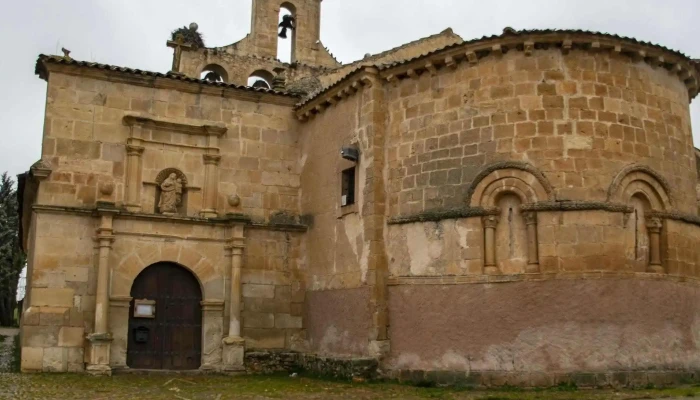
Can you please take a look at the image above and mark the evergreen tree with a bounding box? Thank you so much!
[0,173,25,327]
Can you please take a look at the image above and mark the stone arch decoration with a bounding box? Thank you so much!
[111,247,217,300]
[467,161,554,207]
[200,64,229,83]
[608,164,671,273]
[155,168,188,215]
[467,162,552,275]
[607,164,673,210]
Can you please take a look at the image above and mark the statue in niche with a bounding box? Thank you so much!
[159,173,183,215]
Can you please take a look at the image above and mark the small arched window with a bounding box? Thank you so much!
[200,64,228,83]
[247,69,275,89]
[277,3,296,63]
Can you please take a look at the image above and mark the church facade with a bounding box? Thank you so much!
[18,0,700,387]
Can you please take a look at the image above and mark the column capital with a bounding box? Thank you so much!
[126,144,145,156]
[200,300,225,312]
[646,216,663,233]
[482,214,500,229]
[203,154,222,165]
[225,238,246,256]
[523,211,537,226]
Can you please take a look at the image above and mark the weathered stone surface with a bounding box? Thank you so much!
[58,327,84,347]
[19,0,700,384]
[21,347,44,371]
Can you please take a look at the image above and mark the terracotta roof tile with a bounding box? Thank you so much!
[298,28,699,109]
[378,28,695,70]
[35,54,301,97]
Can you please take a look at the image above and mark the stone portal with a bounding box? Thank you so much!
[126,262,202,370]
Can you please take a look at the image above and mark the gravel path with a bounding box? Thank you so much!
[0,327,18,373]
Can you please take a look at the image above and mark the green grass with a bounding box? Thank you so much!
[1,369,700,399]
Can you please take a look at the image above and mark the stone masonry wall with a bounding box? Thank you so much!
[41,70,300,221]
[241,228,305,351]
[21,212,95,372]
[386,49,697,216]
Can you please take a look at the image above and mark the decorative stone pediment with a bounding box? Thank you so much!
[123,114,227,138]
[121,114,224,218]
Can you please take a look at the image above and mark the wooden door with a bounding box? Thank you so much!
[126,262,202,370]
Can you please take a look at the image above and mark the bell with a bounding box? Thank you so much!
[278,28,288,39]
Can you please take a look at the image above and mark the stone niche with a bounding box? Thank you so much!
[152,168,189,216]
[122,114,226,217]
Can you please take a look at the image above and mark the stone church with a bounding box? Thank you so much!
[17,0,700,386]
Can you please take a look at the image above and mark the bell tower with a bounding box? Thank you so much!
[249,0,324,65]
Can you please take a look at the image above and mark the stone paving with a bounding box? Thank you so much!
[0,329,698,400]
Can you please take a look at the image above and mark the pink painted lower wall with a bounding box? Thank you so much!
[305,287,371,356]
[387,279,700,373]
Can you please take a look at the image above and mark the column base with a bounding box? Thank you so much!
[87,333,113,375]
[648,264,664,273]
[200,210,218,219]
[369,340,390,359]
[86,363,113,376]
[222,336,245,371]
[484,266,499,275]
[525,263,540,273]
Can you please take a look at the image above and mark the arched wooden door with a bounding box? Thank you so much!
[126,262,202,370]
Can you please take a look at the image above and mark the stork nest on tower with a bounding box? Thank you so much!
[171,25,205,49]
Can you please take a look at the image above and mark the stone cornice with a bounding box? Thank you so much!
[387,201,700,226]
[297,31,700,121]
[31,204,309,232]
[123,113,227,137]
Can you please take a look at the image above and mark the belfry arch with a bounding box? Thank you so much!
[277,2,297,63]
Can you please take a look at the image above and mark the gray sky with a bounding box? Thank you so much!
[2,0,699,178]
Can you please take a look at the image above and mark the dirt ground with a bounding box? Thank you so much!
[1,328,698,400]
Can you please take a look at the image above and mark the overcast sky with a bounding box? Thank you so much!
[1,0,699,178]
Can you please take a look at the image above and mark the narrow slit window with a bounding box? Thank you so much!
[341,167,356,207]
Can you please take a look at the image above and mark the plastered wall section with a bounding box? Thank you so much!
[21,212,95,372]
[298,82,378,356]
[299,95,368,290]
[41,70,301,221]
[387,279,700,373]
[388,210,700,279]
[386,49,697,216]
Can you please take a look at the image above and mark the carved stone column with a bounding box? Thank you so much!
[483,215,500,275]
[201,154,221,218]
[87,205,118,375]
[646,216,664,273]
[200,300,224,371]
[524,212,540,273]
[222,223,245,371]
[125,142,144,212]
[108,296,132,370]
